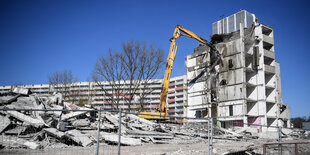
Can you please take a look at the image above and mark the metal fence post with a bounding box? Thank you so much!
[278,126,282,154]
[208,117,213,155]
[96,108,102,155]
[118,109,122,155]
[278,126,282,143]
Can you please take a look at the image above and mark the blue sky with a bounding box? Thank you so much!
[0,0,309,117]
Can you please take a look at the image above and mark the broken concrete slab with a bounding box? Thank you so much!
[13,87,30,95]
[101,122,116,130]
[0,115,10,133]
[129,135,174,140]
[61,107,91,121]
[126,129,174,137]
[102,133,141,146]
[72,118,90,127]
[104,113,127,133]
[5,125,27,135]
[0,95,20,105]
[44,128,66,139]
[49,105,63,117]
[61,111,88,121]
[7,96,37,109]
[65,129,92,147]
[0,135,41,149]
[23,141,41,150]
[126,114,159,128]
[104,114,119,125]
[149,136,170,144]
[7,111,45,128]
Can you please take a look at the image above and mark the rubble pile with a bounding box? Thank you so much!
[0,88,213,150]
[0,88,308,152]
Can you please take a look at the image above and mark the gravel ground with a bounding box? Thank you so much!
[1,139,310,155]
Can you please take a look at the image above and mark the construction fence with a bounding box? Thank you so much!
[0,108,310,155]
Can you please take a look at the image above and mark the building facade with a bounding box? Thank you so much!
[185,10,290,132]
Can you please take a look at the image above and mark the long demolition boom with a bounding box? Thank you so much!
[158,25,212,113]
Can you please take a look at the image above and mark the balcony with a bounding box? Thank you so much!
[152,89,161,93]
[151,95,160,98]
[104,106,112,109]
[263,34,274,45]
[168,90,175,94]
[150,100,160,103]
[104,101,112,104]
[175,86,184,91]
[167,93,175,97]
[175,109,184,112]
[168,99,176,103]
[167,109,175,113]
[175,98,183,102]
[264,65,275,74]
[175,103,184,107]
[264,49,275,59]
[150,105,158,109]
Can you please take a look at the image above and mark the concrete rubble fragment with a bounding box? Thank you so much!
[61,108,89,121]
[6,111,45,128]
[0,115,10,133]
[72,118,90,127]
[44,128,66,139]
[0,135,41,150]
[0,94,20,105]
[102,133,142,146]
[65,129,92,147]
[5,125,27,135]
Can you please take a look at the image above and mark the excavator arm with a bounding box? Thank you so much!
[139,25,215,119]
[159,25,213,113]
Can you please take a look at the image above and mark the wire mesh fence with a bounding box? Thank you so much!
[263,142,310,155]
[0,108,213,154]
[0,107,309,155]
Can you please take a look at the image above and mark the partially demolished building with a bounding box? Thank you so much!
[185,10,290,132]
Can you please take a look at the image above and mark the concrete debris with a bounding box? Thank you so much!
[0,91,307,152]
[6,111,45,128]
[13,87,30,95]
[0,94,20,105]
[44,128,66,139]
[5,125,27,135]
[0,115,10,133]
[23,141,41,150]
[65,129,92,147]
[72,118,90,127]
[0,135,41,150]
[102,133,142,146]
[61,108,89,121]
[126,129,173,137]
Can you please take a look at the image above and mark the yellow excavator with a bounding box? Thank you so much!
[138,25,216,120]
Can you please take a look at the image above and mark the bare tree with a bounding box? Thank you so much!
[92,50,125,109]
[92,41,164,112]
[48,70,78,102]
[137,45,164,111]
[120,41,164,112]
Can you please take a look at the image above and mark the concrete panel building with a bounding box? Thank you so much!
[185,10,290,132]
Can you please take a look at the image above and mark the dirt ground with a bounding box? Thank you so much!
[1,139,309,155]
